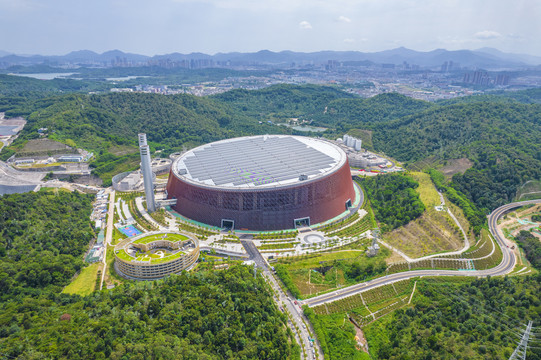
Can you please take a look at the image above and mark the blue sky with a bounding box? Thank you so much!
[1,0,540,56]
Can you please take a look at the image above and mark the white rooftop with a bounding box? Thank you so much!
[173,135,346,189]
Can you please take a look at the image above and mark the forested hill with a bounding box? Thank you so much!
[1,84,540,211]
[0,74,107,95]
[4,92,279,150]
[0,191,296,359]
[212,84,357,119]
[316,93,433,130]
[436,87,541,105]
[212,86,433,129]
[370,102,541,211]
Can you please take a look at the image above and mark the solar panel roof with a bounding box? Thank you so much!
[173,135,346,189]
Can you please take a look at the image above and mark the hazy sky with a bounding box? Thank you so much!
[1,0,540,56]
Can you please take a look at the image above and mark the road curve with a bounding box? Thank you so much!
[302,199,541,308]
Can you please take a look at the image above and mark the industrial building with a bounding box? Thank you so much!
[166,135,357,231]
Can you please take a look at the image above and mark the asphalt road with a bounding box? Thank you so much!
[302,199,541,308]
[99,189,115,290]
[241,239,323,360]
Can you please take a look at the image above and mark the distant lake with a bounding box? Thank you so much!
[10,73,76,80]
[280,124,328,132]
[106,76,149,81]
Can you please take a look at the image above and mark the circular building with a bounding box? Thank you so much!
[114,232,199,280]
[166,135,356,231]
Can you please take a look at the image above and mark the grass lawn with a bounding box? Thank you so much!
[116,248,133,261]
[410,171,441,207]
[276,250,368,270]
[277,248,390,298]
[62,263,100,296]
[109,144,138,156]
[133,233,188,244]
[151,251,185,264]
[112,226,127,245]
[105,245,125,287]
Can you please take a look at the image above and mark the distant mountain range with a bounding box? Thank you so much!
[1,47,540,69]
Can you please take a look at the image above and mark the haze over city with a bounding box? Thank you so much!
[1,0,540,57]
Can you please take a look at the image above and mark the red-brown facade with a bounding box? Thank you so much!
[166,161,355,231]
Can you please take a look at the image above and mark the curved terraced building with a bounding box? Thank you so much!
[114,232,199,279]
[166,135,356,231]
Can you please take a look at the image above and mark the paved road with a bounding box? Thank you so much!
[99,189,116,290]
[241,239,322,360]
[302,199,541,308]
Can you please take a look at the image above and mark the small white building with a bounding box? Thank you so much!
[58,155,84,162]
[15,158,34,165]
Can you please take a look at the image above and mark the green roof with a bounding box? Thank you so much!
[115,248,134,262]
[133,233,189,245]
[150,251,186,264]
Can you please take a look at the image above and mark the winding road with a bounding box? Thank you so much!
[241,239,324,360]
[302,199,541,308]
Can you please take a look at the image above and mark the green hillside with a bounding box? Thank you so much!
[315,92,433,128]
[0,74,108,95]
[370,102,541,211]
[0,191,295,359]
[365,276,541,359]
[5,92,269,149]
[1,85,539,211]
[212,83,356,121]
[1,92,282,184]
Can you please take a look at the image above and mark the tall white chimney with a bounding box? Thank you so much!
[138,133,156,213]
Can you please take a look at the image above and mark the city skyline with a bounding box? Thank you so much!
[1,0,540,57]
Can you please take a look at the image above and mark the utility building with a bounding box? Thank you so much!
[166,135,357,231]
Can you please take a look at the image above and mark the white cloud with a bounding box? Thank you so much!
[474,30,502,40]
[299,20,312,30]
[337,15,351,23]
[343,38,355,43]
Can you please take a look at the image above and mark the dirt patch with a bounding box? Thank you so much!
[440,158,473,178]
[109,145,138,156]
[350,318,369,353]
[502,204,541,237]
[385,250,407,264]
[19,139,75,156]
